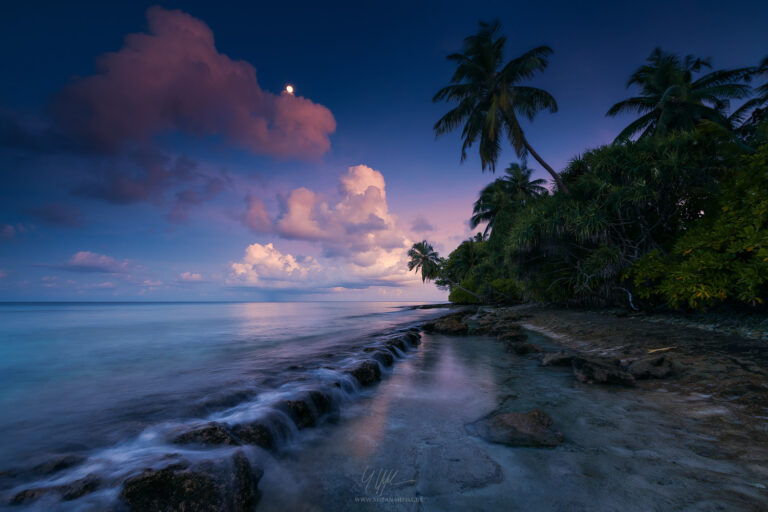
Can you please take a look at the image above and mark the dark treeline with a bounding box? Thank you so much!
[408,21,768,311]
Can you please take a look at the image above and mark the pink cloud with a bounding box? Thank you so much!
[64,251,130,273]
[274,165,407,258]
[51,6,335,158]
[242,195,272,233]
[179,271,204,282]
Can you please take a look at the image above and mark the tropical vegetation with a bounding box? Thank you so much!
[408,21,767,312]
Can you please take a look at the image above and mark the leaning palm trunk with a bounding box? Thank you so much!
[522,138,569,194]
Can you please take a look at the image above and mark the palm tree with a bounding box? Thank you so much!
[607,47,751,142]
[408,240,484,300]
[407,240,441,282]
[470,163,546,235]
[433,20,569,193]
[731,55,768,133]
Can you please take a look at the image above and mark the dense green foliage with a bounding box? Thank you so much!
[630,144,768,308]
[409,22,768,312]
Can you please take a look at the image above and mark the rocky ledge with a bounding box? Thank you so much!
[120,451,261,512]
[6,328,424,509]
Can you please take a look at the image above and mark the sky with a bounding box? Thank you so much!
[1,0,766,301]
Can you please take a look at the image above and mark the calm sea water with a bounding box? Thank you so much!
[0,302,441,472]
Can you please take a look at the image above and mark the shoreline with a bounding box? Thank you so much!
[5,304,768,510]
[424,305,768,477]
[2,314,436,511]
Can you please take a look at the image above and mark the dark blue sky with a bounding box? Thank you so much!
[1,0,766,300]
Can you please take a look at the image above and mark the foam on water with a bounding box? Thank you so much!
[0,302,444,509]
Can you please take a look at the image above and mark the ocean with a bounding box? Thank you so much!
[0,301,443,508]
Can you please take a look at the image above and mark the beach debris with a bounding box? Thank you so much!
[648,346,676,354]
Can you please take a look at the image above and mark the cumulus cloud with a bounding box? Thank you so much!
[179,271,204,282]
[230,243,321,286]
[229,165,426,291]
[50,6,335,157]
[26,202,84,227]
[274,165,407,259]
[63,251,130,273]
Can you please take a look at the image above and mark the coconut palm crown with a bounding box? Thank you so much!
[407,240,442,282]
[607,47,751,142]
[470,163,546,235]
[433,20,568,193]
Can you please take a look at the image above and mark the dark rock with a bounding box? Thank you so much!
[307,389,335,416]
[628,355,674,379]
[385,338,407,353]
[60,475,100,501]
[467,410,563,447]
[403,332,421,345]
[572,356,635,386]
[120,451,261,512]
[172,422,240,446]
[276,399,316,429]
[423,312,470,334]
[231,422,274,450]
[498,331,528,343]
[510,342,542,355]
[230,451,262,512]
[347,360,382,386]
[372,350,394,367]
[32,454,86,475]
[11,475,100,504]
[540,351,574,367]
[10,488,50,504]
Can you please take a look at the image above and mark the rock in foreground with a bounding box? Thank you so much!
[540,351,574,367]
[628,355,674,379]
[572,356,635,386]
[172,422,240,446]
[467,409,564,447]
[347,360,382,386]
[120,451,261,512]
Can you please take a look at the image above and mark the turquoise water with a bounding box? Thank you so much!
[0,302,440,469]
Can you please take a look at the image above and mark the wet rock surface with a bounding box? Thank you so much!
[346,360,382,386]
[231,421,274,450]
[467,409,564,447]
[119,451,261,512]
[628,354,675,379]
[572,356,636,386]
[11,474,100,504]
[540,351,574,366]
[172,421,241,446]
[31,454,86,475]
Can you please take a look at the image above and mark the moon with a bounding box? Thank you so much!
[285,84,294,94]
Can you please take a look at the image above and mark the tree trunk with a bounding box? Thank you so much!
[450,281,484,302]
[522,138,570,194]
